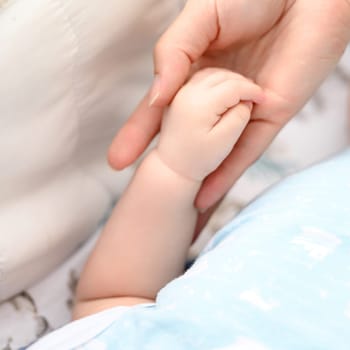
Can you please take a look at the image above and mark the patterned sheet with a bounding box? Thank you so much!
[1,49,350,350]
[31,149,350,350]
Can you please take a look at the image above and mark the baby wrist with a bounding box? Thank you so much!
[151,148,203,186]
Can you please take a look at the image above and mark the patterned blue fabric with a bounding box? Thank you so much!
[30,149,350,350]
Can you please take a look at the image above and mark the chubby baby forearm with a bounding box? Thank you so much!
[73,68,260,320]
[73,150,200,318]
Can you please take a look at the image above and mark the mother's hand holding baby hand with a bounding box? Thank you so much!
[109,0,350,212]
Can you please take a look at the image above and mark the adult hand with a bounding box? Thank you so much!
[109,0,350,212]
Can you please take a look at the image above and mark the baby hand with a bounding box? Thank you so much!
[156,68,264,181]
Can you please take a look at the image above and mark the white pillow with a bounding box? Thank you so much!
[0,0,179,300]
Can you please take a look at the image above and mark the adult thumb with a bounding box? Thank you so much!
[150,0,219,106]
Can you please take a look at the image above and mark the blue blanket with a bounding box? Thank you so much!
[30,149,350,350]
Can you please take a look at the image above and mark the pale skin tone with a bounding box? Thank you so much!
[108,0,350,233]
[73,68,264,319]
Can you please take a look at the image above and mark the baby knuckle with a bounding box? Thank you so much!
[234,106,250,123]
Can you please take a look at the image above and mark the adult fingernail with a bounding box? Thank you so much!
[149,75,161,107]
[197,194,219,213]
[198,207,207,214]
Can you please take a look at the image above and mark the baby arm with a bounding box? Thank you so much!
[73,68,263,319]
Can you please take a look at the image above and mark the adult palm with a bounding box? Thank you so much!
[109,0,350,210]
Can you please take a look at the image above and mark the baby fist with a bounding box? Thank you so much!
[157,68,264,181]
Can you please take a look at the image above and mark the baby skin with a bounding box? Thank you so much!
[73,68,264,319]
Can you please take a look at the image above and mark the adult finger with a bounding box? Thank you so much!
[196,117,282,211]
[109,0,219,169]
[108,92,163,170]
[193,203,219,241]
[149,0,219,107]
